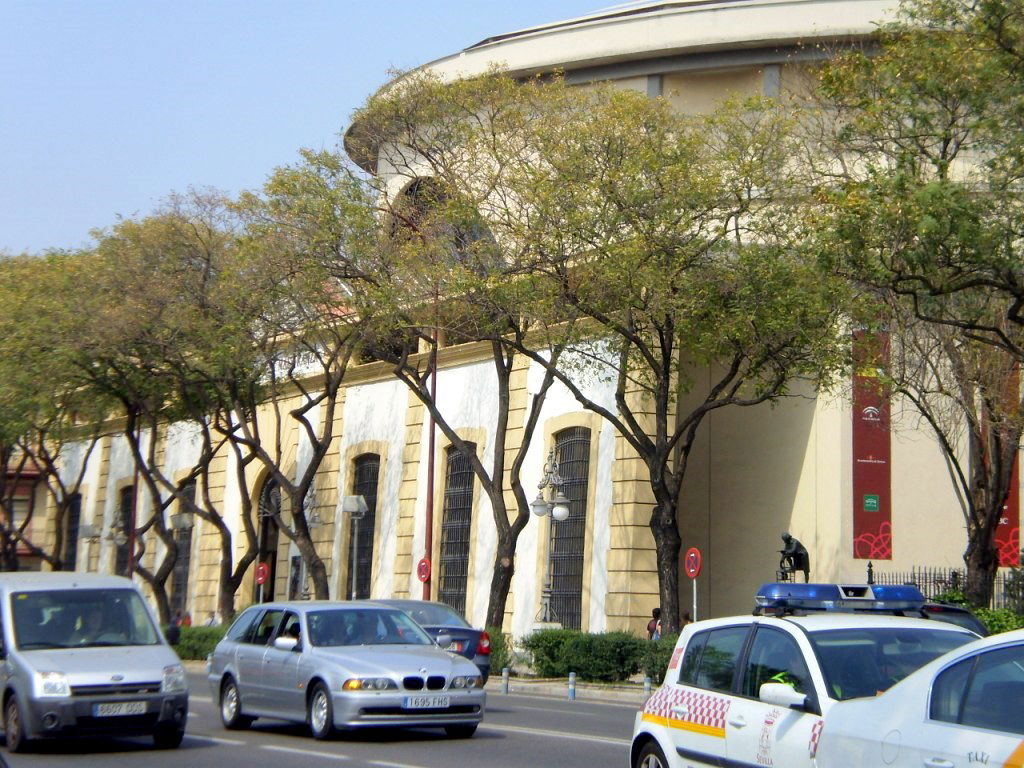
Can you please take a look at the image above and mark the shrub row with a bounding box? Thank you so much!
[169,625,228,660]
[519,628,652,682]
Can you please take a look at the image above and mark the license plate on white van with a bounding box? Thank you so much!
[93,701,146,717]
[402,695,449,709]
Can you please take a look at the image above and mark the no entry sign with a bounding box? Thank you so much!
[684,547,702,580]
[255,561,270,585]
[416,557,431,583]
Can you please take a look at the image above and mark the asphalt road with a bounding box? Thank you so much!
[1,670,638,768]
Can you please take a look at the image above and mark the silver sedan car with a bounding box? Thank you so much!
[207,601,485,739]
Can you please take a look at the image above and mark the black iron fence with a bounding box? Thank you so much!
[867,562,1024,612]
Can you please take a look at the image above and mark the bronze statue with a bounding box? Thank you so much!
[779,532,810,582]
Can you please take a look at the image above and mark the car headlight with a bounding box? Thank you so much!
[450,675,482,690]
[342,677,396,691]
[33,671,70,698]
[161,664,188,693]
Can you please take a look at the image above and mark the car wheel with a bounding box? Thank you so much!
[308,682,335,740]
[444,724,478,738]
[220,678,254,730]
[5,694,28,753]
[635,740,669,768]
[153,724,185,749]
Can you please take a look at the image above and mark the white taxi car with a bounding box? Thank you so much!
[817,628,1024,767]
[630,584,979,768]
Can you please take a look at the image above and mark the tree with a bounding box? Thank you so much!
[78,191,276,621]
[353,71,848,632]
[353,73,588,628]
[813,0,1024,604]
[223,151,380,600]
[0,251,110,571]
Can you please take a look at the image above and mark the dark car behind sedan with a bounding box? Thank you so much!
[372,600,491,683]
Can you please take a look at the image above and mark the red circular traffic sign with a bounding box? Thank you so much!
[255,561,270,585]
[684,547,702,580]
[416,557,431,583]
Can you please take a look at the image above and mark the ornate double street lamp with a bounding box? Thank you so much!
[531,449,570,626]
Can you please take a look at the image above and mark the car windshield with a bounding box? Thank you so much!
[306,608,435,647]
[12,588,162,650]
[398,603,471,628]
[810,627,974,701]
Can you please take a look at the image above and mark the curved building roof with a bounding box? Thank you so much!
[346,0,894,169]
[426,0,894,80]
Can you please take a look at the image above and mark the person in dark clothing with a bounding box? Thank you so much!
[646,608,662,640]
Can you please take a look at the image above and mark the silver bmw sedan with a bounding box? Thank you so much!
[207,601,485,739]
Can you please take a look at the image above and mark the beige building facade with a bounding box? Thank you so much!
[36,0,1018,635]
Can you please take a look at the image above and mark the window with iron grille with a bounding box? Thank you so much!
[255,478,280,601]
[549,427,591,630]
[63,494,81,571]
[438,444,476,616]
[114,485,134,576]
[348,454,380,599]
[170,482,195,617]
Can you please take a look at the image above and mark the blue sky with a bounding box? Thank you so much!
[1,1,602,253]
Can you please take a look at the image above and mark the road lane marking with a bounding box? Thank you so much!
[261,744,351,761]
[191,695,213,703]
[366,761,432,768]
[185,734,248,746]
[481,722,630,746]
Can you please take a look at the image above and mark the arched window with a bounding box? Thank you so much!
[255,478,280,602]
[549,427,591,630]
[170,481,196,617]
[438,444,476,615]
[348,454,380,599]
[62,494,82,571]
[114,485,134,576]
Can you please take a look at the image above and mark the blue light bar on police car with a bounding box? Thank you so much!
[755,583,926,613]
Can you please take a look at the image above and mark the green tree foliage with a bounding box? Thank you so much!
[814,0,1024,605]
[356,70,848,632]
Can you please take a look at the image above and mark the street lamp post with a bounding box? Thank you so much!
[531,449,570,626]
[342,495,369,599]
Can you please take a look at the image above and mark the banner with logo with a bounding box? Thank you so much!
[996,455,1020,566]
[852,331,891,559]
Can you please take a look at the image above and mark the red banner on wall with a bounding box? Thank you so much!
[996,446,1021,566]
[852,331,892,559]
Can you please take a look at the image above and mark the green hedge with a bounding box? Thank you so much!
[639,634,680,683]
[486,627,512,676]
[975,607,1024,635]
[170,625,228,660]
[520,628,648,682]
[520,628,579,677]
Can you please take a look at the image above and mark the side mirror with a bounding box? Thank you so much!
[436,633,453,649]
[274,636,299,652]
[759,682,809,710]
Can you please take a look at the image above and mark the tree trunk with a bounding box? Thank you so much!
[964,514,1000,607]
[487,533,516,629]
[650,501,682,634]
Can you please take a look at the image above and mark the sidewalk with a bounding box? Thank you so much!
[488,676,648,704]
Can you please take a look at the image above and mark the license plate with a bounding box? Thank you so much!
[446,641,464,652]
[402,695,450,709]
[93,701,147,717]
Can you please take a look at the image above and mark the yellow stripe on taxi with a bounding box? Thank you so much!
[641,713,726,739]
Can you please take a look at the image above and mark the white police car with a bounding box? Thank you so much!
[817,628,1024,767]
[630,584,980,768]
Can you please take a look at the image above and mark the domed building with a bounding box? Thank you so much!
[42,1,1016,637]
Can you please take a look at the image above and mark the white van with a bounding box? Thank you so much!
[0,572,188,752]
